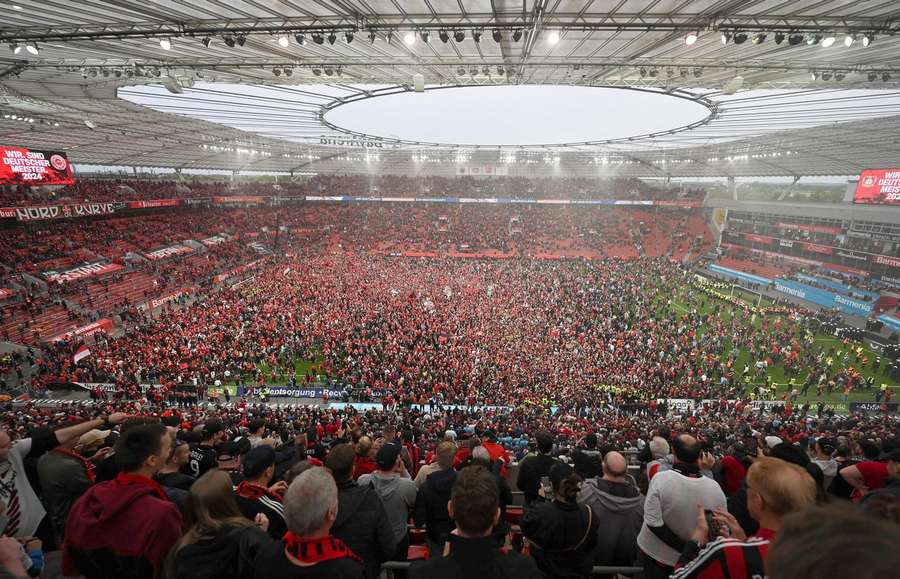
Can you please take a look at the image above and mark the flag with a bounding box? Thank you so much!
[73,344,91,364]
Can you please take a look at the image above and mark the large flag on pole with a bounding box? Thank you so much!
[73,344,91,364]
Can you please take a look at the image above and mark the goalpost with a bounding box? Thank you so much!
[728,283,770,309]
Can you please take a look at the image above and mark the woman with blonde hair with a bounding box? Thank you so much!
[167,470,273,579]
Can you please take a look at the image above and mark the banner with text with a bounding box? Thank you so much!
[773,279,874,317]
[144,243,194,261]
[0,147,74,185]
[13,202,120,222]
[42,261,124,284]
[50,318,113,342]
[854,168,900,205]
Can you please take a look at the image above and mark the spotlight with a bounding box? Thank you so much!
[201,36,213,48]
[720,32,731,45]
[693,68,702,78]
[482,66,490,76]
[420,31,429,43]
[89,68,97,78]
[236,35,246,47]
[295,34,305,45]
[114,69,122,78]
[821,71,832,81]
[224,36,236,48]
[834,72,845,81]
[277,35,290,48]
[665,67,674,78]
[497,66,505,75]
[863,34,873,47]
[101,68,110,77]
[493,29,502,42]
[454,30,465,43]
[25,42,38,55]
[868,71,877,81]
[472,30,481,43]
[403,31,416,45]
[336,67,342,77]
[844,34,854,47]
[679,68,687,77]
[10,43,21,54]
[439,30,449,43]
[733,32,748,44]
[345,31,354,44]
[639,67,647,78]
[512,29,522,42]
[312,33,324,45]
[685,32,698,45]
[788,33,803,45]
[324,67,333,76]
[807,34,821,45]
[312,67,322,76]
[367,31,376,43]
[386,31,393,44]
[160,38,172,50]
[457,66,465,75]
[752,32,766,44]
[125,68,134,78]
[821,35,835,47]
[547,30,559,45]
[883,72,891,82]
[273,67,282,76]
[469,66,478,76]
[774,32,785,44]
[648,68,658,77]
[285,68,293,76]
[327,32,336,45]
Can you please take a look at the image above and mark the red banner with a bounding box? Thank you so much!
[213,196,264,204]
[129,199,181,209]
[775,221,843,234]
[874,254,900,269]
[50,318,113,342]
[855,169,900,205]
[144,244,194,261]
[42,261,124,284]
[803,242,833,255]
[744,233,772,244]
[0,207,14,219]
[0,147,74,185]
[0,288,13,300]
[140,288,193,311]
[14,202,118,221]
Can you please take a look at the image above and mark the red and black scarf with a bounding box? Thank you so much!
[283,532,362,565]
[54,447,96,485]
[235,481,283,501]
[113,472,169,501]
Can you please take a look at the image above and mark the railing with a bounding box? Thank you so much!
[382,561,643,577]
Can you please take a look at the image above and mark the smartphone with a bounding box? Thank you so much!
[540,476,552,495]
[705,509,725,539]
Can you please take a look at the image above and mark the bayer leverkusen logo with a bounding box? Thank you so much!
[862,175,876,187]
[49,154,68,171]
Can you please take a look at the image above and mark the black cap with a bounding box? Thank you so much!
[376,444,401,470]
[216,440,241,460]
[203,420,224,439]
[242,445,276,479]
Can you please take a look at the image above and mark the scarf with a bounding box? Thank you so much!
[54,447,96,485]
[235,481,282,501]
[113,472,169,501]
[672,461,702,478]
[282,532,362,565]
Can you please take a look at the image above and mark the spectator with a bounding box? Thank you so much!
[839,440,897,502]
[414,441,458,556]
[167,469,273,579]
[0,412,128,542]
[646,436,672,480]
[324,444,396,579]
[767,504,900,579]
[716,442,750,497]
[353,437,376,481]
[516,432,558,506]
[63,423,182,579]
[234,446,287,540]
[479,431,510,476]
[572,432,602,480]
[858,448,900,504]
[520,462,599,578]
[672,456,817,578]
[810,436,838,491]
[470,446,513,540]
[186,421,227,479]
[251,467,365,579]
[156,437,195,491]
[409,465,540,579]
[37,428,111,542]
[578,451,644,573]
[637,434,726,579]
[357,443,416,561]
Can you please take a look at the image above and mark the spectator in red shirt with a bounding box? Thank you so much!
[717,443,751,497]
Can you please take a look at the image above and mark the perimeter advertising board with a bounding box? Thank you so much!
[854,169,900,205]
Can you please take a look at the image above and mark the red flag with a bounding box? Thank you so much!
[73,344,91,364]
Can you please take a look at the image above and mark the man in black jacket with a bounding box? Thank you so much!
[409,466,540,579]
[325,444,396,579]
[516,432,559,507]
[414,441,458,555]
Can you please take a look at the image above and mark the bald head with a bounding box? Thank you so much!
[673,434,702,465]
[602,451,627,480]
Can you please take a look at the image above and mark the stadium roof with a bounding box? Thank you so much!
[0,1,898,178]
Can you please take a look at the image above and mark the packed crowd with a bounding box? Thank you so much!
[0,389,897,579]
[0,175,703,205]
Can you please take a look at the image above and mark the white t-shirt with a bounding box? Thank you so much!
[637,468,727,566]
[0,438,47,538]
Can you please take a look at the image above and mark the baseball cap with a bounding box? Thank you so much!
[242,445,276,479]
[376,443,401,470]
[216,440,242,461]
[77,429,110,448]
[203,421,225,438]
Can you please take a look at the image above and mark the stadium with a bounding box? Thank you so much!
[0,2,899,578]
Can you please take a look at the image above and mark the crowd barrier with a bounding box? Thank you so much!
[878,314,900,332]
[773,278,874,317]
[795,273,880,300]
[380,561,643,577]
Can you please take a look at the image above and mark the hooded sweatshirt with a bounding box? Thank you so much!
[811,458,838,491]
[168,525,272,579]
[578,478,645,567]
[63,473,182,579]
[357,472,416,544]
[413,468,457,544]
[331,479,397,579]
